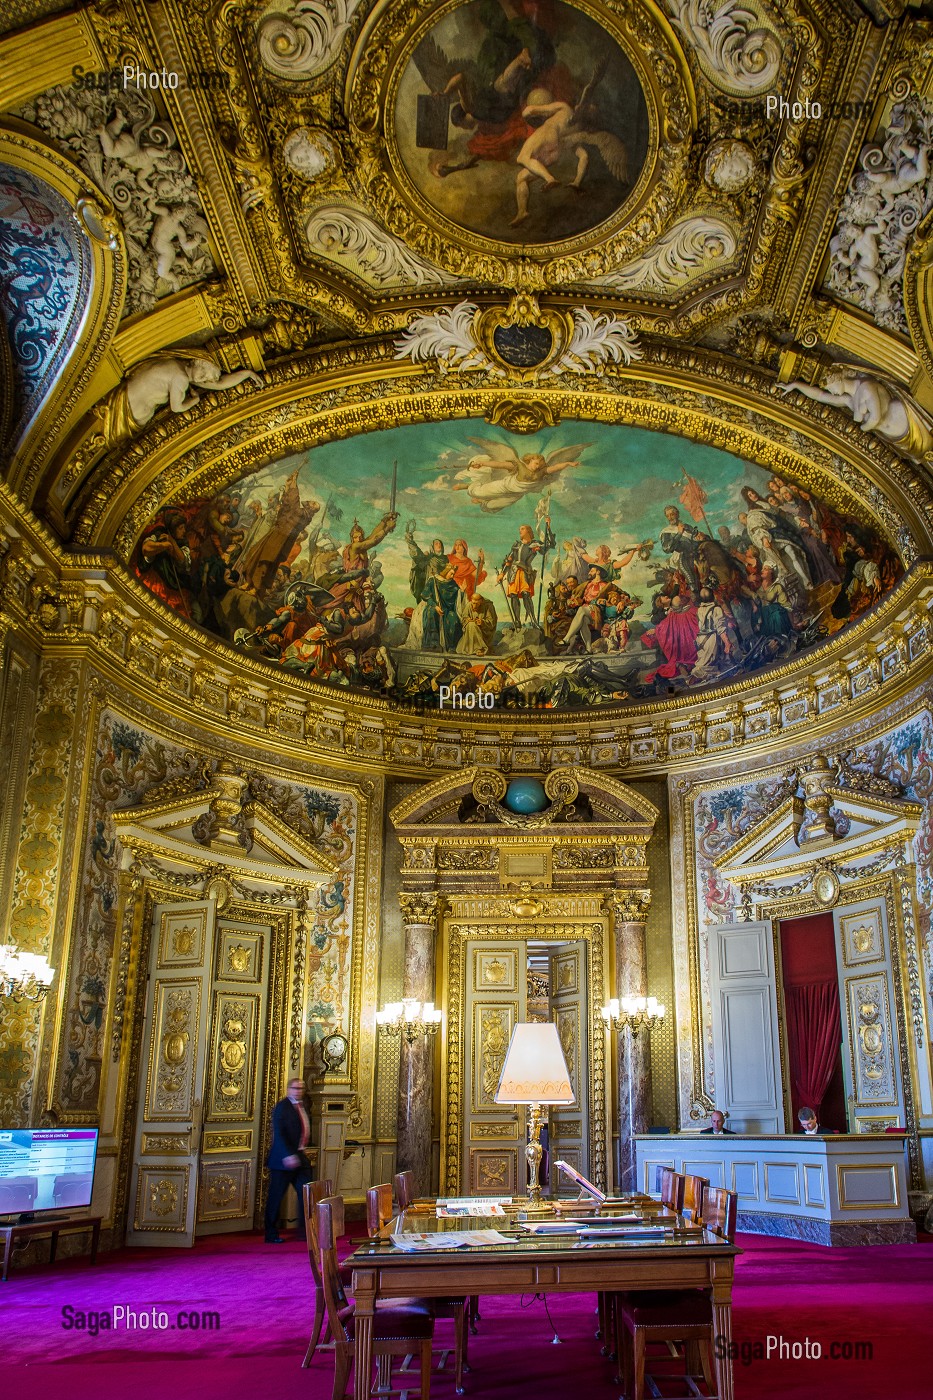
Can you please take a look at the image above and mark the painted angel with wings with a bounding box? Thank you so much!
[441,438,592,513]
[512,58,629,226]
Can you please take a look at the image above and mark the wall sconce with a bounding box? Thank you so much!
[376,1000,443,1044]
[601,995,665,1036]
[0,945,55,1002]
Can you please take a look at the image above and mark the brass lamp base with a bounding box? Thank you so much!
[526,1102,545,1205]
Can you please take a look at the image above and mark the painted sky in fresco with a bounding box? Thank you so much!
[247,419,832,608]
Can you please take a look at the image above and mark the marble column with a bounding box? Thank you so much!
[610,891,653,1193]
[395,891,441,1197]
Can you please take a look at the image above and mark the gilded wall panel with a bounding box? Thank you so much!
[134,1167,189,1232]
[144,980,201,1123]
[846,974,898,1108]
[207,992,260,1121]
[198,1160,252,1222]
[0,654,80,1122]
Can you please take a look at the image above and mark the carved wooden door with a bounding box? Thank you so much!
[462,941,526,1195]
[129,903,272,1244]
[128,901,213,1245]
[548,943,588,1194]
[196,914,271,1235]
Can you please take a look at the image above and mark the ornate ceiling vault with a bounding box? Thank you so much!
[2,0,933,756]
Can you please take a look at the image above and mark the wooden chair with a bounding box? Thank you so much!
[318,1195,434,1400]
[659,1167,686,1214]
[367,1182,395,1238]
[396,1168,479,1344]
[697,1184,738,1241]
[682,1174,709,1224]
[302,1177,335,1367]
[615,1187,738,1400]
[394,1170,415,1209]
[373,1184,469,1392]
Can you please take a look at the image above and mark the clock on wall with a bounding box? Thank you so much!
[320,1032,348,1073]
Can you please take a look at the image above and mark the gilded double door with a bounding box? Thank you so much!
[457,936,590,1196]
[128,899,271,1245]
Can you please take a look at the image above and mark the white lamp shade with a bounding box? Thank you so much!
[495,1022,575,1105]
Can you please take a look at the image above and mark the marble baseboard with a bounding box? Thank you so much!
[738,1210,917,1246]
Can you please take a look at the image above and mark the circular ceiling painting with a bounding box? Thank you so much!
[131,420,903,711]
[391,0,650,245]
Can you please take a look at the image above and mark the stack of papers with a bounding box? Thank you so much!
[389,1229,512,1251]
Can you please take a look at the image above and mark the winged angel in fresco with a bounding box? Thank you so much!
[427,437,592,513]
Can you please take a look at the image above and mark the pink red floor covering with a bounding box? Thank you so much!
[2,1230,931,1400]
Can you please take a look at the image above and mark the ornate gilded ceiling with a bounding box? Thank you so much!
[2,0,933,742]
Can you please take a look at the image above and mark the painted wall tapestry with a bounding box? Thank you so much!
[393,0,649,243]
[57,707,357,1113]
[0,163,87,431]
[131,420,902,710]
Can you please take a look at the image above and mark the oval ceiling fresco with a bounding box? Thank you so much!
[131,420,903,710]
[391,0,650,245]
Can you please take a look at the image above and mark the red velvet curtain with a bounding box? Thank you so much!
[784,980,841,1114]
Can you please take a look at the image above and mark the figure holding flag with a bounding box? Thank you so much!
[678,467,713,534]
[659,503,708,598]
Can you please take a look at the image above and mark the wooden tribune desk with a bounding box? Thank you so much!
[348,1208,738,1400]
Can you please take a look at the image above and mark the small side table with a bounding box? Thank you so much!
[0,1215,102,1281]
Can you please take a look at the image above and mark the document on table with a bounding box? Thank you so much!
[437,1197,511,1217]
[390,1229,512,1250]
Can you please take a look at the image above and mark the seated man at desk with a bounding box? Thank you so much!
[798,1106,837,1135]
[701,1109,735,1135]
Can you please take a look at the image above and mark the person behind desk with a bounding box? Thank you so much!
[264,1076,314,1243]
[798,1106,838,1135]
[701,1109,735,1135]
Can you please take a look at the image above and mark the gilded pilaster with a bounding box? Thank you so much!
[608,889,653,1193]
[396,890,442,1196]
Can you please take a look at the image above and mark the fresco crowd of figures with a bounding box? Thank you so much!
[132,422,901,710]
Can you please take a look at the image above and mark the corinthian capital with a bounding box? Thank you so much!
[398,890,442,927]
[607,889,652,924]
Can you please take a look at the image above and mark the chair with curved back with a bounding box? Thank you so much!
[659,1167,686,1214]
[367,1182,395,1238]
[394,1170,415,1210]
[374,1181,470,1393]
[302,1176,336,1367]
[615,1185,739,1400]
[682,1173,709,1223]
[318,1195,434,1400]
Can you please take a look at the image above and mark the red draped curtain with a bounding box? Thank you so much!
[780,914,846,1128]
[784,981,842,1113]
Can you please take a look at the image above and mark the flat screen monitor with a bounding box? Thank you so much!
[0,1129,98,1217]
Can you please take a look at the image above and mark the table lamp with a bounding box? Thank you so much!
[495,1022,575,1205]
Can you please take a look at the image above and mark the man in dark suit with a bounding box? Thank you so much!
[701,1109,735,1135]
[264,1076,314,1243]
[798,1106,838,1135]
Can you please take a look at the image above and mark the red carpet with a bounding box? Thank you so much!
[3,1230,931,1399]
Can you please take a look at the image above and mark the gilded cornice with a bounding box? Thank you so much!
[61,337,933,556]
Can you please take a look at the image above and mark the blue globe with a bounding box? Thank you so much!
[504,777,549,813]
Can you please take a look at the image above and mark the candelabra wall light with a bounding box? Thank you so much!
[601,995,665,1036]
[0,944,55,1002]
[376,1000,443,1045]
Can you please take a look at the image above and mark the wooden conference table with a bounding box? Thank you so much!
[348,1199,738,1400]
